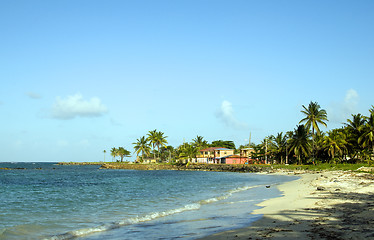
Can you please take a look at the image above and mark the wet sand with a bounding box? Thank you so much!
[199,170,374,240]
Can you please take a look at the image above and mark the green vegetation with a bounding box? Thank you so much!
[133,136,151,160]
[255,104,374,165]
[103,103,374,167]
[109,147,131,162]
[271,163,371,172]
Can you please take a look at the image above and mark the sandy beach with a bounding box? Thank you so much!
[200,170,374,240]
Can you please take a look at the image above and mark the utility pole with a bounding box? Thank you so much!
[249,132,251,147]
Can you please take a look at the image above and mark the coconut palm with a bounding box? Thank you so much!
[300,101,328,135]
[260,136,273,164]
[314,131,328,162]
[103,150,106,162]
[133,136,151,160]
[178,142,198,162]
[358,111,374,161]
[147,129,158,160]
[271,132,287,164]
[117,147,131,162]
[300,101,328,161]
[250,144,264,162]
[344,114,366,160]
[160,145,175,162]
[288,125,311,165]
[192,135,208,150]
[323,129,348,162]
[155,131,168,159]
[110,147,117,162]
[285,131,294,164]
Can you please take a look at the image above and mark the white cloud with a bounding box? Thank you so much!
[344,89,359,113]
[52,94,108,119]
[216,100,248,130]
[328,89,359,123]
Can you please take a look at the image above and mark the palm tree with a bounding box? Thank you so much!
[250,144,265,163]
[346,114,366,132]
[300,101,328,162]
[344,114,366,160]
[117,147,131,162]
[103,150,106,162]
[323,129,347,162]
[285,131,294,164]
[133,136,151,161]
[110,147,117,162]
[192,135,208,150]
[147,129,158,160]
[178,143,198,163]
[155,131,168,160]
[271,132,287,164]
[160,145,175,162]
[358,111,374,161]
[289,125,311,165]
[314,131,327,162]
[260,136,272,164]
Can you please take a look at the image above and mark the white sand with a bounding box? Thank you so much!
[199,170,374,240]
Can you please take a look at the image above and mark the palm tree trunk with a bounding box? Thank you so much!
[312,126,315,164]
[153,144,156,160]
[157,145,160,161]
[285,145,288,164]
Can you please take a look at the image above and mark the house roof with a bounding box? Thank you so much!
[225,155,250,158]
[226,155,241,158]
[199,147,233,152]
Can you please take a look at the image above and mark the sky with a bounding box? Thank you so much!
[1,0,373,162]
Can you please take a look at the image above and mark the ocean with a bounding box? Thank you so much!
[0,162,297,240]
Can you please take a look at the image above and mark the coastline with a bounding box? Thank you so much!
[199,170,374,240]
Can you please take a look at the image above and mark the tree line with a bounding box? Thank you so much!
[104,102,374,165]
[250,102,374,165]
[105,130,236,163]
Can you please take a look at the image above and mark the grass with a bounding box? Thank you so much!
[271,163,372,172]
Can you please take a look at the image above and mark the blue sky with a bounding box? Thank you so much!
[1,0,373,162]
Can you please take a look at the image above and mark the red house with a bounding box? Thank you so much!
[225,155,248,164]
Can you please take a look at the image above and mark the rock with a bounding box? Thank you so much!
[317,186,326,191]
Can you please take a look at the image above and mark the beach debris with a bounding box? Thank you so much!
[266,185,271,188]
[357,166,374,172]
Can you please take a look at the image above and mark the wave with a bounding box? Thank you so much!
[45,203,201,240]
[45,184,261,240]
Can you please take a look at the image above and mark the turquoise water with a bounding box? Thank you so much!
[0,162,297,240]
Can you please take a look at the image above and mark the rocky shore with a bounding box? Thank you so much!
[98,162,274,172]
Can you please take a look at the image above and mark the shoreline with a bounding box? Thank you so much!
[199,170,374,239]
